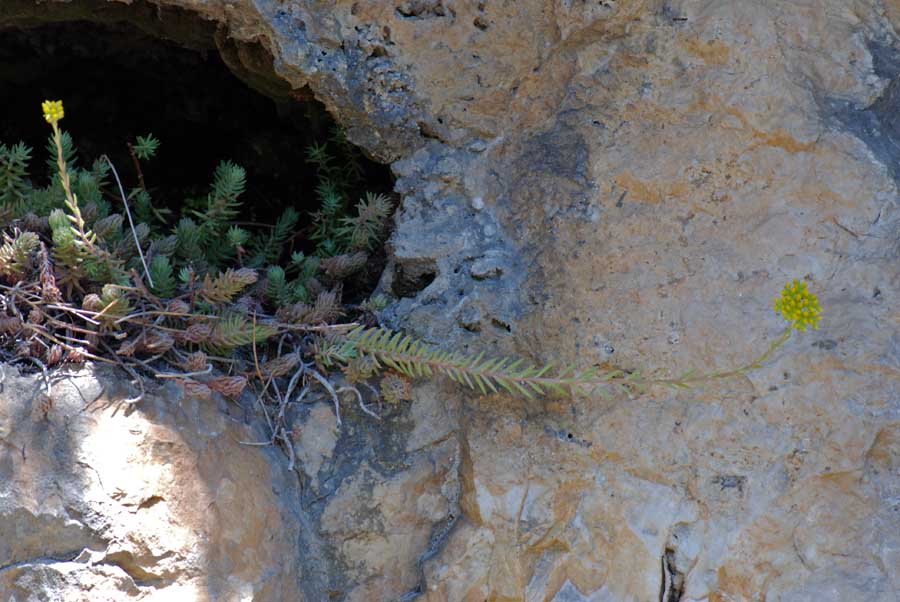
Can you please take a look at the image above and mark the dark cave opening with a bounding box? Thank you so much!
[0,15,395,297]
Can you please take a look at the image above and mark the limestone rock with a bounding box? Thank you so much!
[0,365,306,601]
[1,0,899,601]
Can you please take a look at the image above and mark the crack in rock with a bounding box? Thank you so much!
[660,546,685,602]
[399,510,460,601]
[0,549,85,574]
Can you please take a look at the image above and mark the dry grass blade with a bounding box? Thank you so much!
[101,155,153,287]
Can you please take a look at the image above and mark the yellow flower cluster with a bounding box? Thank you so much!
[774,279,822,331]
[42,100,64,124]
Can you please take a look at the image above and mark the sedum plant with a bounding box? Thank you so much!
[0,101,820,459]
[319,279,819,400]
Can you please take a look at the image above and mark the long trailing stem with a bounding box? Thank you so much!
[634,328,795,389]
[341,326,795,399]
[643,328,792,388]
[1,101,816,439]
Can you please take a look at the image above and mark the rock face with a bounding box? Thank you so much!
[0,364,307,600]
[2,1,900,601]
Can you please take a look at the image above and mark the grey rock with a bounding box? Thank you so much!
[1,1,898,601]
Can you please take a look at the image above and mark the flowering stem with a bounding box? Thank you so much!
[634,328,792,389]
[344,325,797,399]
[51,123,80,224]
[50,122,94,252]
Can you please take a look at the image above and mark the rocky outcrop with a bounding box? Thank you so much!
[2,1,899,601]
[0,364,306,600]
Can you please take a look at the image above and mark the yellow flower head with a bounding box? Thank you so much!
[774,279,822,331]
[42,100,64,124]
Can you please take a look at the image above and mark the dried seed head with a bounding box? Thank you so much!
[166,299,190,314]
[308,290,342,324]
[41,281,62,304]
[207,375,247,398]
[381,374,412,404]
[65,347,87,363]
[181,323,212,343]
[38,243,62,303]
[345,356,376,384]
[15,338,42,358]
[0,316,23,334]
[45,345,64,366]
[143,330,174,354]
[320,252,368,280]
[260,353,300,378]
[275,289,343,326]
[276,302,313,324]
[181,379,212,400]
[22,213,49,233]
[185,351,209,372]
[82,294,102,312]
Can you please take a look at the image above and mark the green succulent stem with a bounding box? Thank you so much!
[50,122,86,237]
[659,328,791,385]
[4,100,814,417]
[340,326,795,399]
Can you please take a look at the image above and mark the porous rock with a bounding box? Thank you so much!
[2,1,899,601]
[0,364,306,600]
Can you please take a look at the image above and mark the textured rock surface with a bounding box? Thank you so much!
[0,364,305,600]
[2,0,900,601]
